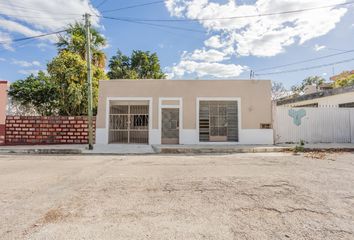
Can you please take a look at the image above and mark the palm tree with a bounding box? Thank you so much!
[56,22,106,69]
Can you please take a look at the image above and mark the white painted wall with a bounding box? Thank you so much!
[274,107,354,143]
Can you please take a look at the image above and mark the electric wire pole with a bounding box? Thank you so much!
[85,13,94,150]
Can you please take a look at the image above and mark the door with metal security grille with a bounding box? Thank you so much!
[199,101,238,142]
[109,105,149,144]
[161,108,179,144]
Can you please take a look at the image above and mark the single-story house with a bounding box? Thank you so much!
[276,85,354,108]
[95,79,273,145]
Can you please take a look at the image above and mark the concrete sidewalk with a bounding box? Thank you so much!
[0,143,353,155]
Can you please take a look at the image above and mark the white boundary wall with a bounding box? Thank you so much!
[274,107,354,144]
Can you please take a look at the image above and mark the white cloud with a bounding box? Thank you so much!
[168,60,247,78]
[165,0,348,78]
[183,48,229,62]
[204,35,226,49]
[0,57,5,62]
[165,0,348,57]
[0,32,13,50]
[12,59,41,67]
[18,69,41,75]
[314,44,326,51]
[0,1,101,49]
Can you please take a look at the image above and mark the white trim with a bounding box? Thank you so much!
[106,97,153,144]
[196,97,242,144]
[158,97,183,144]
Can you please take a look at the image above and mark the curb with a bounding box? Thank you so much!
[0,149,82,155]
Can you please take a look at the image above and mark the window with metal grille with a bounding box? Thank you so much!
[199,101,238,142]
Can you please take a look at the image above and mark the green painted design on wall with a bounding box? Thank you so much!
[288,109,306,126]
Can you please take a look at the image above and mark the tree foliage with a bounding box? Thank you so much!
[57,22,107,69]
[9,23,107,116]
[330,70,354,87]
[47,51,105,115]
[108,50,166,79]
[8,71,58,116]
[271,81,288,100]
[291,76,325,95]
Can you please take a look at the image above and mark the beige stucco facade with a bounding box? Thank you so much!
[0,81,8,125]
[96,79,273,145]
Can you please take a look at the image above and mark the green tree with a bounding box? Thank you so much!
[330,70,354,87]
[8,71,58,116]
[108,50,166,79]
[57,22,107,69]
[291,76,325,95]
[47,51,106,115]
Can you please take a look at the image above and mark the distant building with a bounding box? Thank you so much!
[276,84,354,108]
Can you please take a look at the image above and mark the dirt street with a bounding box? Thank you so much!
[0,152,354,240]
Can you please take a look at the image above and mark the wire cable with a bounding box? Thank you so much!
[102,1,354,22]
[0,3,83,16]
[103,16,206,33]
[255,49,354,72]
[255,57,354,76]
[101,0,164,13]
[0,29,68,45]
[95,0,109,9]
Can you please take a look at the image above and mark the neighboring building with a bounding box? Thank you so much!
[276,85,354,108]
[96,79,273,145]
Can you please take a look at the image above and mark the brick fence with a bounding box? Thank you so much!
[5,116,96,145]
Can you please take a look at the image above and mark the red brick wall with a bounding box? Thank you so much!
[5,116,96,145]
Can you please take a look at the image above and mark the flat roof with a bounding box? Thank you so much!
[276,84,354,106]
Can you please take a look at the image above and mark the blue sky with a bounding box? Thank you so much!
[0,0,353,89]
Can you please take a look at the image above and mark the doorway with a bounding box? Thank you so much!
[161,108,179,144]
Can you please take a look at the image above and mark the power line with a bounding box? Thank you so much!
[0,29,68,45]
[101,0,164,13]
[255,49,354,72]
[103,16,206,33]
[102,1,354,22]
[95,0,109,9]
[0,3,83,16]
[255,57,354,76]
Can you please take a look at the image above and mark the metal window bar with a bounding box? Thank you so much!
[109,105,149,144]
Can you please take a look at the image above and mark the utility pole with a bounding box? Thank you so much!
[84,13,94,150]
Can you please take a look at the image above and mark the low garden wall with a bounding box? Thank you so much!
[5,116,96,145]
